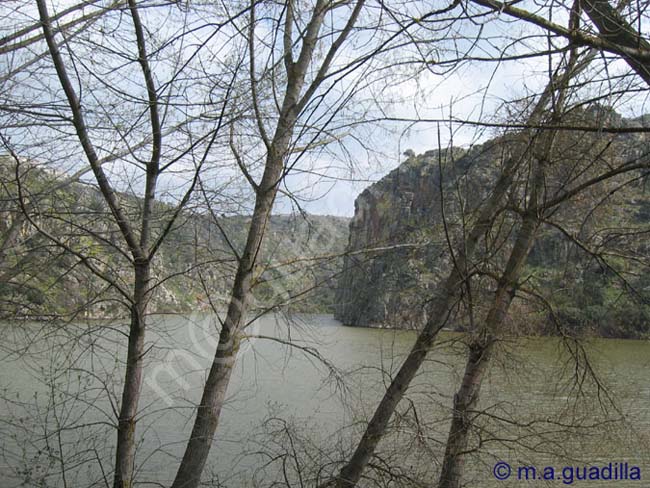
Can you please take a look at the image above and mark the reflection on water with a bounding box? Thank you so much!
[1,314,649,487]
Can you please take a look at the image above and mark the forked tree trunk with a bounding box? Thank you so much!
[169,0,364,484]
[437,44,588,486]
[169,38,298,488]
[330,52,585,488]
[438,214,539,488]
[37,2,161,487]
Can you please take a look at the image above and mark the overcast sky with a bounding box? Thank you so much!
[6,1,648,219]
[278,52,648,217]
[275,57,552,217]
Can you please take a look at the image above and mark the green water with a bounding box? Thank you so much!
[1,314,649,487]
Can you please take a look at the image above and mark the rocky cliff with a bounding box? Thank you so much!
[335,143,502,328]
[335,108,650,337]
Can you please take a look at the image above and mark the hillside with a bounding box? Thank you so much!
[4,106,650,338]
[0,158,350,319]
[335,107,650,338]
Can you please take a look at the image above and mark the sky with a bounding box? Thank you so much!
[276,45,650,217]
[276,54,555,217]
[4,0,649,219]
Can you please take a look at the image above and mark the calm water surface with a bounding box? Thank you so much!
[1,314,649,487]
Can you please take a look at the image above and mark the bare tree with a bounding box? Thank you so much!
[3,0,421,486]
[329,1,650,485]
[436,42,597,488]
[470,0,650,84]
[4,1,650,487]
[168,1,407,485]
[2,1,242,486]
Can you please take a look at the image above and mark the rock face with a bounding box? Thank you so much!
[335,110,650,336]
[335,143,502,328]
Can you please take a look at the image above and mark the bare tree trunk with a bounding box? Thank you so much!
[470,0,650,86]
[438,214,539,488]
[172,37,303,488]
[170,24,300,483]
[437,44,586,485]
[331,155,521,488]
[37,2,161,487]
[581,0,650,85]
[112,3,162,480]
[330,47,590,487]
[438,339,492,488]
[170,176,280,488]
[170,0,373,484]
[114,262,150,488]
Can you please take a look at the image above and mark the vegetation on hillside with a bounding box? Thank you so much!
[0,157,349,319]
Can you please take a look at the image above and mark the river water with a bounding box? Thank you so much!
[1,314,649,487]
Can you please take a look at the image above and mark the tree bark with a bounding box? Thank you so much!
[170,180,277,488]
[331,153,521,488]
[438,213,539,488]
[330,45,590,487]
[170,2,337,485]
[470,0,650,86]
[437,44,585,485]
[113,261,150,488]
[582,0,650,85]
[438,338,492,488]
[37,3,161,487]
